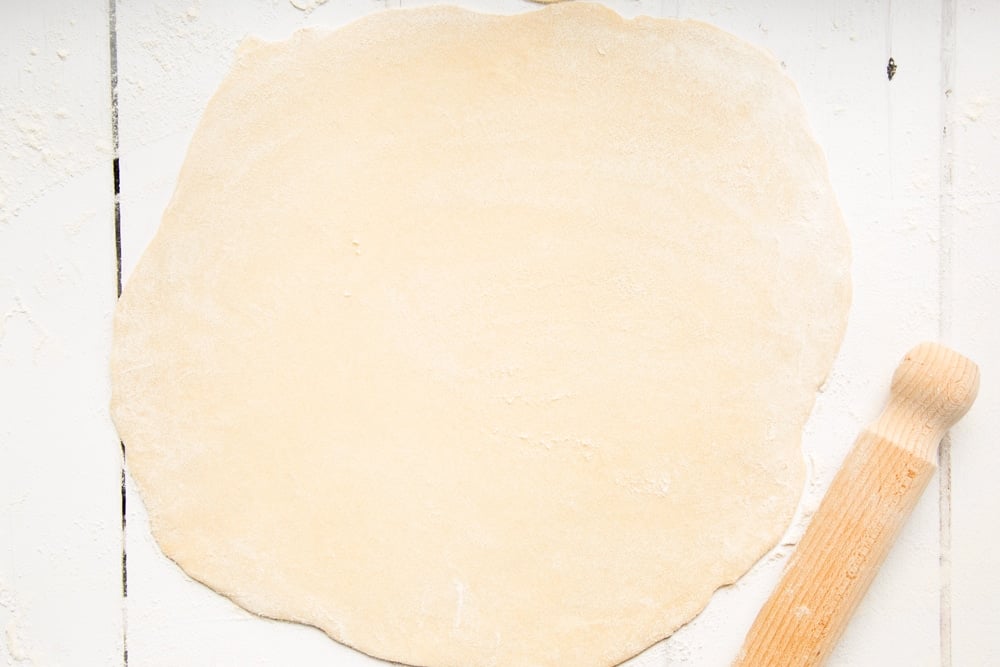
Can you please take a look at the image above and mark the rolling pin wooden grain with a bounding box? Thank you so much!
[735,342,979,667]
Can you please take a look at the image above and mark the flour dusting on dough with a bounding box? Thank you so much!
[111,5,850,666]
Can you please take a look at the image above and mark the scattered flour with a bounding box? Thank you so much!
[0,579,34,665]
[0,14,110,219]
[962,95,991,123]
[289,0,329,12]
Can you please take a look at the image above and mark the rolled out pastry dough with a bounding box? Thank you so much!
[111,4,850,666]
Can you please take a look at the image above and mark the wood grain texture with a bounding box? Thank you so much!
[736,344,979,667]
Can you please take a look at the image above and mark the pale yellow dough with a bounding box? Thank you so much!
[111,4,850,666]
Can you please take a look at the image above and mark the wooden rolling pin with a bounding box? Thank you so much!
[735,342,979,667]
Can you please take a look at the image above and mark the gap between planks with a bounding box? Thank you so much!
[938,0,958,665]
[108,0,127,665]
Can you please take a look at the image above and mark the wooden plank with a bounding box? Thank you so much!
[0,1,123,665]
[946,0,1000,664]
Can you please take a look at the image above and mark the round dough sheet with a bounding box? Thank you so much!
[111,4,851,666]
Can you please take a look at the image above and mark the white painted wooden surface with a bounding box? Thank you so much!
[0,1,123,665]
[2,1,997,665]
[947,2,1000,665]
